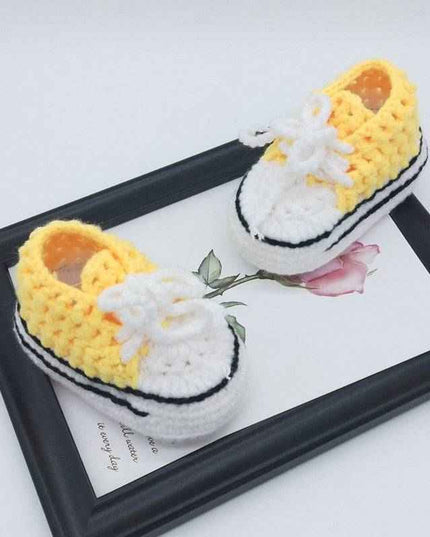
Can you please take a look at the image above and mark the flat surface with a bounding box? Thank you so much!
[1,1,430,535]
[10,180,430,498]
[12,183,428,498]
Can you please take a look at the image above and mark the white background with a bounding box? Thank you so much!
[1,1,430,535]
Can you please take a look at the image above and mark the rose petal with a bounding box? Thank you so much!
[305,260,368,297]
[296,257,344,283]
[341,241,364,256]
[347,244,380,265]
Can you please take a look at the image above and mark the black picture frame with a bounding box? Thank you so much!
[1,139,430,537]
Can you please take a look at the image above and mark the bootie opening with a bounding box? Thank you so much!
[347,67,391,112]
[43,231,101,288]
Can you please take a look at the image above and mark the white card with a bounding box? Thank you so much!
[10,179,430,497]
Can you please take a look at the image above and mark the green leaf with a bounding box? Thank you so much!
[220,301,246,308]
[208,274,240,289]
[225,314,246,343]
[192,270,205,283]
[197,250,222,285]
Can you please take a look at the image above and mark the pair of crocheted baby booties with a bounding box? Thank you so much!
[15,60,428,441]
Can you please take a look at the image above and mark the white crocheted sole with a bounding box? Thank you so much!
[231,138,428,275]
[14,310,246,442]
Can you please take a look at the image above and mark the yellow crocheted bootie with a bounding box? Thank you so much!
[15,221,245,441]
[231,59,427,274]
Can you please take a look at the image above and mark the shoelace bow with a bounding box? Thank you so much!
[238,94,354,238]
[98,269,217,363]
[239,94,353,187]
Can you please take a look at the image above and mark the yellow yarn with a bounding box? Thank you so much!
[16,220,156,389]
[263,59,420,213]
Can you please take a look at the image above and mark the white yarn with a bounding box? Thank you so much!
[239,94,354,237]
[231,139,428,274]
[240,159,341,243]
[98,269,218,363]
[15,310,246,442]
[138,305,233,397]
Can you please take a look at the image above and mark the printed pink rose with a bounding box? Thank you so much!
[293,241,380,297]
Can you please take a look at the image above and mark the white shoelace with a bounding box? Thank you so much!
[98,269,217,363]
[239,94,354,237]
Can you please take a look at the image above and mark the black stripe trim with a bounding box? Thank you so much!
[236,133,425,248]
[15,321,150,418]
[15,311,240,405]
[327,149,429,250]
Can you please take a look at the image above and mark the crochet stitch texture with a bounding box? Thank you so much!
[17,220,156,389]
[15,220,246,441]
[231,58,427,275]
[263,59,420,213]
